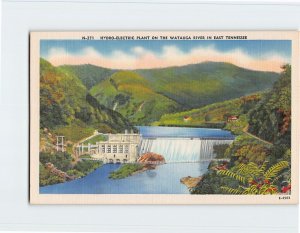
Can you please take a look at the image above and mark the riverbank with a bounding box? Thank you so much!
[180,176,203,190]
[40,162,210,194]
[40,152,103,187]
[109,163,144,179]
[109,152,166,179]
[155,122,226,129]
[190,133,276,195]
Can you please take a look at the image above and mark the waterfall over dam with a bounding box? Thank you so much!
[139,137,233,163]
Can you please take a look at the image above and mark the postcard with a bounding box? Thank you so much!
[30,31,299,204]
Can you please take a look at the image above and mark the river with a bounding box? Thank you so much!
[40,162,210,194]
[40,126,234,194]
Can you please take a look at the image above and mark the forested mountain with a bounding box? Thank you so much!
[89,62,279,124]
[248,64,291,160]
[191,65,291,195]
[248,65,291,144]
[60,64,115,89]
[89,71,181,125]
[39,58,291,191]
[40,58,132,134]
[42,58,280,126]
[137,62,278,107]
[155,95,254,127]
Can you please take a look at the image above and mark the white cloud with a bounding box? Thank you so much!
[44,45,289,72]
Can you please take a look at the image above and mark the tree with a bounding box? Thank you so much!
[213,144,230,159]
[248,64,291,145]
[217,161,290,194]
[205,114,212,122]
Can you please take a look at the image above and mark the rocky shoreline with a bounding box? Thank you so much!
[45,162,75,181]
[138,152,166,164]
[137,152,166,171]
[109,152,166,179]
[180,176,203,190]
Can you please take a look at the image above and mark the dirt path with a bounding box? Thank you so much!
[242,125,273,146]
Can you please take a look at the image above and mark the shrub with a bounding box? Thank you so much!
[39,164,65,186]
[40,152,73,171]
[109,164,144,179]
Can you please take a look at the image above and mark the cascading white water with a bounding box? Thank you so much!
[139,138,233,163]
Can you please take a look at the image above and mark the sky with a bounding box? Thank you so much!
[40,40,291,72]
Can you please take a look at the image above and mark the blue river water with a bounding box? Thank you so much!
[40,126,234,194]
[40,162,210,194]
[137,126,235,139]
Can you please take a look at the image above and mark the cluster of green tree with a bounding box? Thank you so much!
[73,159,102,176]
[89,71,180,125]
[61,64,115,89]
[88,62,278,124]
[248,64,291,146]
[40,58,133,135]
[191,169,240,194]
[216,161,290,195]
[39,152,102,186]
[224,135,271,166]
[109,163,144,179]
[193,160,290,195]
[39,163,65,186]
[224,114,249,135]
[192,65,291,195]
[213,144,230,159]
[192,136,290,195]
[137,62,278,108]
[40,152,73,171]
[156,93,262,128]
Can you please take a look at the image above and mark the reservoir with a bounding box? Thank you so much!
[40,126,234,194]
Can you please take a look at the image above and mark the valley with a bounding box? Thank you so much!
[72,62,279,125]
[39,58,291,195]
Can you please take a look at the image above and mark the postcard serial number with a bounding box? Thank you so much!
[82,36,95,40]
[279,196,291,200]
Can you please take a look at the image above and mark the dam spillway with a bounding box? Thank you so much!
[139,137,234,163]
[137,126,235,163]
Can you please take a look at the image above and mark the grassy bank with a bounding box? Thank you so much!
[155,97,243,127]
[109,164,144,179]
[83,134,107,144]
[39,152,102,186]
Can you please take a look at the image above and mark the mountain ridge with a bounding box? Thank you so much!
[85,61,279,124]
[59,61,279,89]
[40,58,133,137]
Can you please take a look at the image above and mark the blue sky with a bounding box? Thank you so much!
[41,40,291,72]
[41,40,291,59]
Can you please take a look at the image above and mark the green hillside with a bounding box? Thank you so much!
[156,98,242,127]
[60,64,115,89]
[248,64,291,147]
[137,62,279,108]
[191,65,291,195]
[155,93,262,127]
[90,71,180,124]
[89,62,279,124]
[40,58,132,141]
